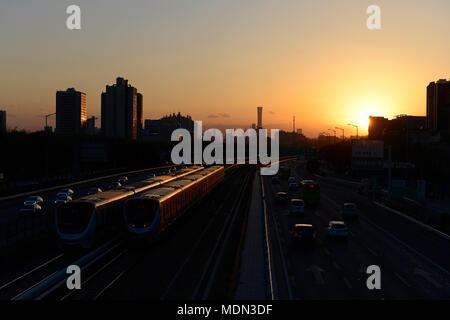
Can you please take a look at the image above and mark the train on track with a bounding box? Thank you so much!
[55,166,204,249]
[123,166,225,241]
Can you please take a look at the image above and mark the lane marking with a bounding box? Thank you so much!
[394,272,412,288]
[373,201,450,241]
[343,277,353,289]
[319,184,450,276]
[362,216,450,276]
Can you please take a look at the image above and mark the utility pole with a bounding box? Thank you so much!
[388,145,392,200]
[347,123,358,140]
[45,112,56,131]
[328,129,336,144]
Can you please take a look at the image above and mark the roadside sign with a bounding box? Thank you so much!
[383,162,415,169]
[352,140,384,171]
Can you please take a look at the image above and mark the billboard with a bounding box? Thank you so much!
[352,140,384,158]
[352,140,384,171]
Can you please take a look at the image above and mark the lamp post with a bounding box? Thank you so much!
[328,129,336,144]
[335,126,344,142]
[320,131,330,145]
[347,123,358,140]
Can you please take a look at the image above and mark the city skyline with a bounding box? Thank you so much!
[1,0,450,137]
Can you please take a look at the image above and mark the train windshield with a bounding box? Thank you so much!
[57,202,94,234]
[125,199,159,228]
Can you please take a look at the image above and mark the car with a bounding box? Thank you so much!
[288,182,299,191]
[342,203,358,219]
[57,191,71,198]
[326,221,349,239]
[19,203,43,216]
[275,192,288,204]
[106,182,122,190]
[59,188,74,195]
[290,199,305,214]
[292,224,316,246]
[271,176,280,184]
[54,195,72,205]
[23,196,44,206]
[118,176,128,184]
[87,187,102,195]
[288,177,296,184]
[146,173,156,179]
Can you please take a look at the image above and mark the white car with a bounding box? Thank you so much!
[19,203,43,216]
[87,187,102,195]
[107,182,122,190]
[55,195,72,205]
[59,188,74,195]
[326,221,349,239]
[290,199,305,214]
[24,196,44,206]
[118,176,128,184]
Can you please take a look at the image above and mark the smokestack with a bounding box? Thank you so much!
[293,115,295,133]
[257,106,263,129]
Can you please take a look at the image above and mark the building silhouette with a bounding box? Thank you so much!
[369,116,389,140]
[369,115,426,140]
[0,110,6,134]
[101,77,143,140]
[427,79,450,131]
[85,116,96,135]
[143,112,193,142]
[137,93,143,139]
[55,88,87,135]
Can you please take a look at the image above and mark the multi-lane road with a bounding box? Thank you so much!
[264,160,449,300]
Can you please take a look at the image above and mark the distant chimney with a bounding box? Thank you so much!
[257,106,263,129]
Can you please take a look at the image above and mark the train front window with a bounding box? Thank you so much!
[57,202,94,234]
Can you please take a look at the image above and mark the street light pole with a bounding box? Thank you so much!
[328,129,336,144]
[347,123,358,140]
[335,126,344,142]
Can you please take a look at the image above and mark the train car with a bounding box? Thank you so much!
[55,166,203,249]
[123,166,225,241]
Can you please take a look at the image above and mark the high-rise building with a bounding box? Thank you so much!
[257,106,263,129]
[101,77,142,140]
[427,79,450,131]
[55,88,87,135]
[85,116,96,135]
[0,110,6,134]
[137,93,143,139]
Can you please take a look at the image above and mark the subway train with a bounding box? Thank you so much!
[123,166,225,241]
[55,166,203,249]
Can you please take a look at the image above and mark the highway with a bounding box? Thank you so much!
[263,160,450,300]
[1,160,448,300]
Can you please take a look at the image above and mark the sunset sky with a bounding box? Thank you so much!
[0,0,449,137]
